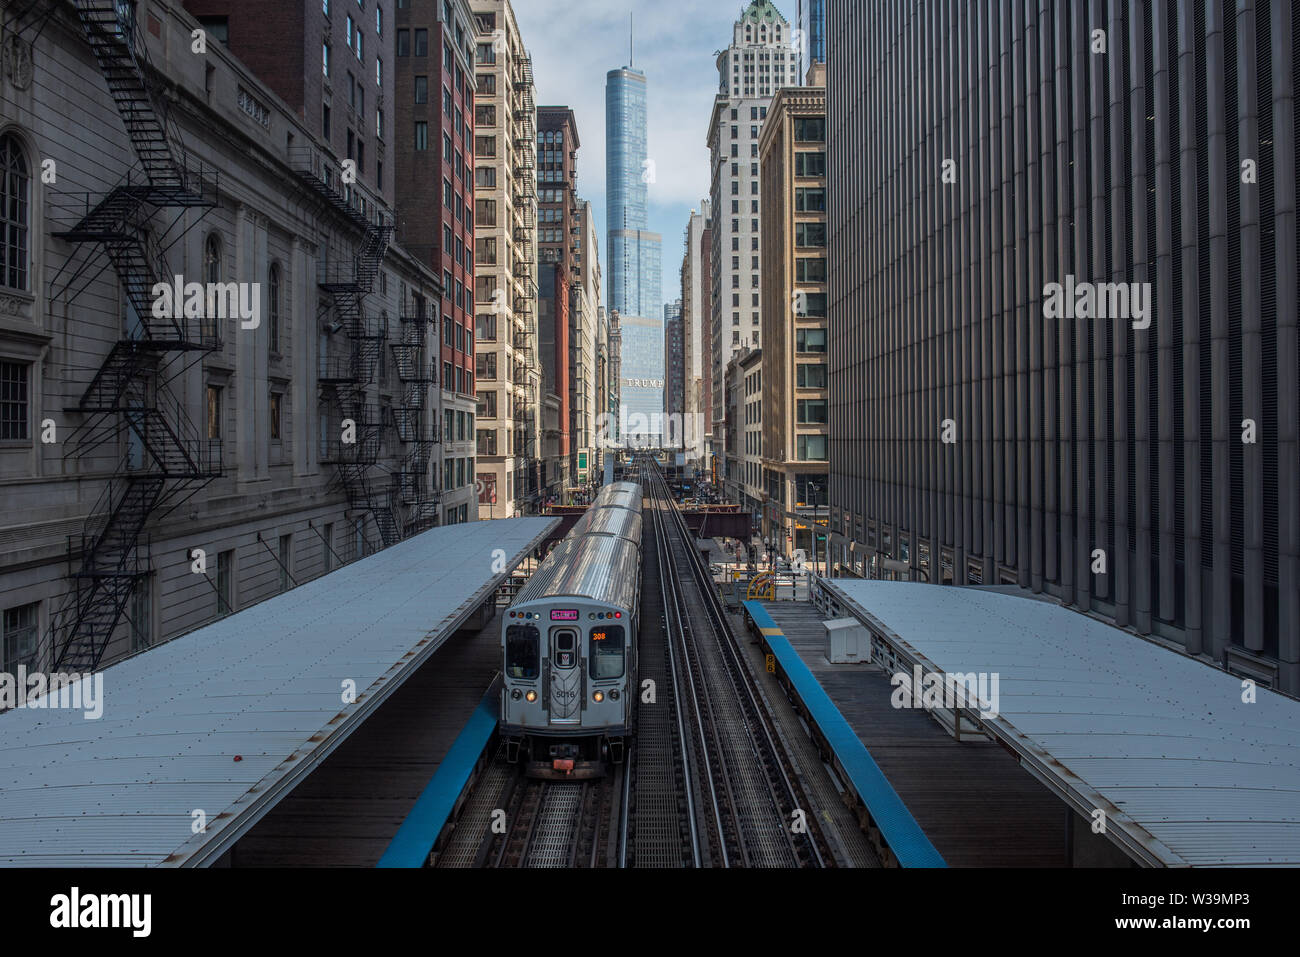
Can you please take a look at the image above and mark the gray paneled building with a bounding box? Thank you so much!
[827,1,1299,692]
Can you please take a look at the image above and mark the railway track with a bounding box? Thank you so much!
[645,461,832,867]
[624,460,697,867]
[437,458,833,868]
[435,763,622,868]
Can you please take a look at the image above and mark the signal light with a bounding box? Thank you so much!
[593,691,604,702]
[525,690,537,702]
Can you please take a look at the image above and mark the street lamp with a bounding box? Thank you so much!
[807,481,822,577]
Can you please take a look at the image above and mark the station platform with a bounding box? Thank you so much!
[232,613,502,867]
[746,600,1068,867]
[0,517,556,867]
[815,579,1300,867]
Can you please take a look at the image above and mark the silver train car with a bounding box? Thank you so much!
[501,481,643,779]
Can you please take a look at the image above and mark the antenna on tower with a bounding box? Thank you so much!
[629,11,634,67]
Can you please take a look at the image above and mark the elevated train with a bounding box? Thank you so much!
[500,480,643,778]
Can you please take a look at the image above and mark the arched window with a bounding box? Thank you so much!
[204,234,221,284]
[268,262,281,353]
[0,133,30,291]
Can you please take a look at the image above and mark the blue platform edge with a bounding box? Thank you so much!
[377,680,499,868]
[743,600,947,868]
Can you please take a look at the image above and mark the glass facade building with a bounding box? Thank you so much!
[617,313,665,445]
[606,65,663,439]
[605,66,663,320]
[798,0,826,74]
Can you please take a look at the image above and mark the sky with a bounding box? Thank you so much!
[513,0,782,310]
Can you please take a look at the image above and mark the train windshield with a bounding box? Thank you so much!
[506,625,540,679]
[589,625,625,679]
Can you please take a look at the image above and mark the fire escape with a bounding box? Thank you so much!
[391,296,441,536]
[287,148,397,550]
[512,52,539,502]
[42,0,221,672]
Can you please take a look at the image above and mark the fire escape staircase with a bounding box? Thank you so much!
[45,0,222,673]
[289,147,400,547]
[391,301,441,535]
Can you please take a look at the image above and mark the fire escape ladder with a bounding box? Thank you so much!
[44,1,224,672]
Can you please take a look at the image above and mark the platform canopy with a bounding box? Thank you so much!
[0,518,556,867]
[823,580,1300,867]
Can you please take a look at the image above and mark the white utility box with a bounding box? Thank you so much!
[824,618,869,664]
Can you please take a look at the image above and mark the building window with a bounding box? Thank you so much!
[2,601,38,673]
[475,136,496,158]
[795,187,826,212]
[796,258,827,283]
[206,384,222,438]
[279,534,292,592]
[204,234,221,284]
[414,121,428,150]
[215,549,234,618]
[0,360,29,441]
[797,434,828,461]
[794,117,826,142]
[270,392,282,440]
[268,263,281,353]
[797,399,828,425]
[397,29,409,56]
[413,28,427,56]
[795,328,827,353]
[323,41,331,77]
[794,222,827,248]
[129,577,151,653]
[796,363,827,389]
[795,151,826,177]
[414,75,427,103]
[477,72,495,95]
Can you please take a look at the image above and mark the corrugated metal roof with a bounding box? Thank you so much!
[823,581,1300,867]
[0,518,557,867]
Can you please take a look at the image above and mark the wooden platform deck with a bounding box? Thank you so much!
[761,601,1069,867]
[231,611,503,867]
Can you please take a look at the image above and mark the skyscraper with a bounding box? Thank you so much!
[796,0,825,80]
[827,2,1300,693]
[469,0,540,516]
[605,66,663,319]
[707,1,796,474]
[606,62,663,440]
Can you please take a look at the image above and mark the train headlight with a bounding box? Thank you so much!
[593,691,604,702]
[510,689,522,700]
[609,690,620,701]
[525,691,537,702]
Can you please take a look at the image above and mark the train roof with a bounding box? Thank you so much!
[514,534,640,610]
[568,503,643,546]
[592,481,641,511]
